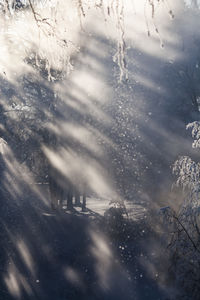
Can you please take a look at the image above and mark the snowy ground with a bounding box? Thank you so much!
[62,196,147,221]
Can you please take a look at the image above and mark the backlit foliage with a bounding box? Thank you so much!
[0,0,173,81]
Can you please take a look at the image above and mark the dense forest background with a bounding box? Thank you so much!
[0,1,200,299]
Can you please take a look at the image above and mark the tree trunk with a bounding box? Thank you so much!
[48,165,64,210]
[67,188,73,210]
[75,190,81,206]
[82,192,86,212]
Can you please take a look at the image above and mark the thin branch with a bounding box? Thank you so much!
[173,213,200,254]
[28,0,40,27]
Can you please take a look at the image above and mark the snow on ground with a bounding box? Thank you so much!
[63,196,147,221]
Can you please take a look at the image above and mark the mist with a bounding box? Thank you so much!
[0,1,200,299]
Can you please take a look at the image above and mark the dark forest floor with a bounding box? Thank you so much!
[0,197,172,300]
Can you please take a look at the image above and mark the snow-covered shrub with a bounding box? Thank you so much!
[104,202,128,238]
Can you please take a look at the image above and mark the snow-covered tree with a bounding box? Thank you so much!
[161,121,200,299]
